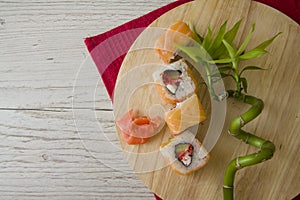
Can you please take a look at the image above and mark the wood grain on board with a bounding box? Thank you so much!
[114,0,300,199]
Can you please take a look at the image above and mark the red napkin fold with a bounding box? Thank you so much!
[84,1,299,200]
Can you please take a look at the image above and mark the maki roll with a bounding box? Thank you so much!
[160,130,210,175]
[165,94,206,136]
[155,21,194,64]
[153,59,196,104]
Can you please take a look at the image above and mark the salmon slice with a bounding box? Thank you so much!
[155,21,194,64]
[165,94,206,136]
[121,131,150,145]
[116,109,162,145]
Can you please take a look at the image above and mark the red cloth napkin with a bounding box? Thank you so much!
[84,1,299,200]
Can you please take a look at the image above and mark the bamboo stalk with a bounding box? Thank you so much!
[223,90,275,200]
[176,20,279,200]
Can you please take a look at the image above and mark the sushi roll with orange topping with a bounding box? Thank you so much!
[165,94,207,136]
[155,21,194,64]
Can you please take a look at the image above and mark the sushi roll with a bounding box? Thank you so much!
[116,109,162,145]
[160,130,210,175]
[165,94,206,136]
[153,59,196,104]
[155,21,194,64]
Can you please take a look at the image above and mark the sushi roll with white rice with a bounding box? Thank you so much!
[160,130,210,175]
[153,59,196,104]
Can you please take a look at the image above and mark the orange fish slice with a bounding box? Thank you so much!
[117,109,162,145]
[165,94,206,136]
[121,133,150,145]
[155,21,194,64]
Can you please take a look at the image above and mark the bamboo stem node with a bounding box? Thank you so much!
[223,185,233,189]
[235,157,242,169]
[228,130,240,137]
[239,116,246,127]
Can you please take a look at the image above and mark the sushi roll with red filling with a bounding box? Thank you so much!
[153,59,196,104]
[160,130,210,175]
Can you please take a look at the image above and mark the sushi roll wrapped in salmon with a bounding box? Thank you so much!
[155,21,194,64]
[160,130,210,175]
[153,59,196,104]
[165,94,206,136]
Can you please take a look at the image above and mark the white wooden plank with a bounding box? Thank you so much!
[0,0,174,199]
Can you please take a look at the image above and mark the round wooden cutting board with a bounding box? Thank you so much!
[113,0,300,199]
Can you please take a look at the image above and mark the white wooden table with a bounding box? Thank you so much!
[0,1,173,199]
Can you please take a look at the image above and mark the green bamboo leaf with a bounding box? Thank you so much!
[202,25,212,50]
[211,46,229,60]
[174,43,208,62]
[212,20,241,59]
[222,39,237,58]
[238,32,280,60]
[218,66,233,73]
[174,44,200,62]
[208,57,235,64]
[210,47,227,60]
[208,21,227,53]
[239,49,267,60]
[224,19,242,43]
[190,24,203,44]
[240,66,265,75]
[241,77,248,93]
[237,23,255,55]
[253,32,282,50]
